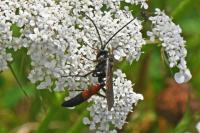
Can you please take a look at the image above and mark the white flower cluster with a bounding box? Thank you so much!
[0,0,147,89]
[0,0,147,132]
[0,1,15,71]
[83,70,143,132]
[0,47,12,71]
[147,8,192,84]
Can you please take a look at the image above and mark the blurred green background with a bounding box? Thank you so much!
[0,0,200,133]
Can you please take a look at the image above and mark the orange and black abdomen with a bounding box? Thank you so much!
[62,84,101,107]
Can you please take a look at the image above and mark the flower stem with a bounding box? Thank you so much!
[8,63,29,97]
[145,39,160,45]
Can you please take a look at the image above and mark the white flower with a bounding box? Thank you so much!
[147,8,191,83]
[0,0,147,88]
[174,68,192,84]
[83,70,143,132]
[0,48,13,71]
[37,76,52,89]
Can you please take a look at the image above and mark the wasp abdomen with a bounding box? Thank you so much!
[61,93,85,107]
[62,84,101,107]
[82,84,101,99]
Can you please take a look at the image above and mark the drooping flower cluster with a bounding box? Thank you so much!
[147,8,192,83]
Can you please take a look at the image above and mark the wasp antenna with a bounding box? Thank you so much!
[81,12,103,49]
[103,19,134,50]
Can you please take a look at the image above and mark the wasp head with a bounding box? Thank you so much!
[96,50,108,62]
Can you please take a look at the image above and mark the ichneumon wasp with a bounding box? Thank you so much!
[62,12,134,111]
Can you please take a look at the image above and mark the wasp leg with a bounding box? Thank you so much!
[62,70,94,77]
[101,87,106,93]
[68,89,84,91]
[97,92,106,98]
[83,41,99,51]
[81,53,97,62]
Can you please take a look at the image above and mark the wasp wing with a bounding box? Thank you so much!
[105,56,114,111]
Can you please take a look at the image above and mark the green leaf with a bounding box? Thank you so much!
[173,111,191,133]
[36,107,58,133]
[171,0,191,18]
[10,23,22,37]
[2,87,23,108]
[181,19,200,34]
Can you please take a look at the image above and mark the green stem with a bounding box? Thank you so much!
[171,0,191,18]
[145,39,160,45]
[67,109,89,133]
[36,107,57,133]
[8,63,29,97]
[19,51,26,78]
